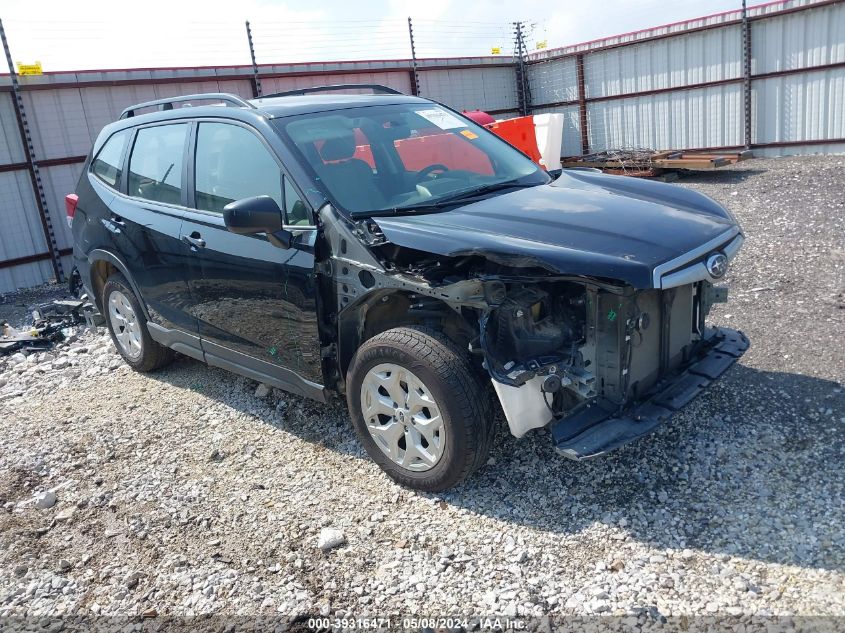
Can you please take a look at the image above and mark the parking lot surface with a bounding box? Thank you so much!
[0,156,843,620]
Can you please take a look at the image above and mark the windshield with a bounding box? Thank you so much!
[276,103,549,215]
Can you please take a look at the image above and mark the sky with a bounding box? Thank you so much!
[0,0,748,72]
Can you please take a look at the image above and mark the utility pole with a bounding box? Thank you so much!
[741,0,752,150]
[513,21,531,117]
[0,18,64,283]
[407,17,421,96]
[245,20,262,98]
[576,54,589,155]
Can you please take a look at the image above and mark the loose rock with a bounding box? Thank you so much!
[34,490,57,509]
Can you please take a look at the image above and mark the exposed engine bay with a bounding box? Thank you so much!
[320,205,747,459]
[478,278,729,440]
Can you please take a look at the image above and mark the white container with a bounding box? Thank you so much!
[532,113,564,171]
[492,375,553,438]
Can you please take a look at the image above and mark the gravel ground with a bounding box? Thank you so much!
[0,155,843,626]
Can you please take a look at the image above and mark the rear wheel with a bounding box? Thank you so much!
[103,273,174,372]
[347,326,494,492]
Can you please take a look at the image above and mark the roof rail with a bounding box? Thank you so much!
[260,84,404,98]
[119,93,255,119]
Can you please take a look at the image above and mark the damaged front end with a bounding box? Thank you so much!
[322,196,748,460]
[478,277,748,458]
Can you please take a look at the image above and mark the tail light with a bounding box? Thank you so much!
[65,193,79,228]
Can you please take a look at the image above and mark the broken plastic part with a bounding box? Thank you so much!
[492,375,554,438]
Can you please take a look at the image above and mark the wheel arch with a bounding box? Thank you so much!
[87,249,150,319]
[336,289,477,388]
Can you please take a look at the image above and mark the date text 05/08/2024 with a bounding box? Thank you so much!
[306,617,527,630]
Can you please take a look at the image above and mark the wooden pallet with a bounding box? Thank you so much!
[561,149,752,175]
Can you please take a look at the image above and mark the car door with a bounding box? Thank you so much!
[179,119,323,391]
[106,121,200,342]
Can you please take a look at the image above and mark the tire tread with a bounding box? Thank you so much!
[348,325,494,491]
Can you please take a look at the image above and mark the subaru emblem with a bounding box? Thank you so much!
[706,252,728,279]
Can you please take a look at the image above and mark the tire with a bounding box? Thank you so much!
[346,326,494,492]
[102,273,174,372]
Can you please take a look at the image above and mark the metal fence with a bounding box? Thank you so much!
[1,0,843,292]
[526,0,845,157]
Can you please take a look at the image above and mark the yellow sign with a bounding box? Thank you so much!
[16,61,43,76]
[536,40,548,50]
[491,47,501,55]
[460,130,479,140]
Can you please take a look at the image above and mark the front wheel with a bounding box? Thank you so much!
[346,327,494,492]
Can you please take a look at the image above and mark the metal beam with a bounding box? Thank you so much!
[407,17,421,96]
[513,21,531,116]
[245,20,262,98]
[741,0,753,150]
[0,18,65,283]
[0,248,73,271]
[576,53,589,155]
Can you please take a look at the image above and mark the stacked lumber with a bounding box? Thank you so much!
[561,149,752,176]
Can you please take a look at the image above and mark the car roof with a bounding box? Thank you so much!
[93,92,433,153]
[249,93,430,118]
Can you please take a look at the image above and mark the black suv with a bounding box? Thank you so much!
[69,86,748,491]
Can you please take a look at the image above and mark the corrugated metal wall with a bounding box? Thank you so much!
[1,0,844,292]
[418,66,518,114]
[752,1,845,73]
[751,1,845,151]
[584,26,743,98]
[527,0,845,156]
[0,169,53,291]
[0,93,23,164]
[586,84,744,151]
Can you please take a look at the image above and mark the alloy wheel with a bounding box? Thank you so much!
[108,290,143,359]
[359,363,446,471]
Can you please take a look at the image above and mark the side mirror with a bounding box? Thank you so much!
[223,195,292,249]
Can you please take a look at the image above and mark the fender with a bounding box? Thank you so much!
[87,248,151,320]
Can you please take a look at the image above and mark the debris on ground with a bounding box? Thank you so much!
[317,528,347,551]
[562,148,752,177]
[0,299,101,356]
[33,490,57,510]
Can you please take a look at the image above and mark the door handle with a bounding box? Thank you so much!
[101,218,122,235]
[182,232,206,249]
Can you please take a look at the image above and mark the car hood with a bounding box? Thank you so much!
[373,169,739,288]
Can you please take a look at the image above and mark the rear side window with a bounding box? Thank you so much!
[91,130,129,188]
[194,122,282,213]
[128,123,188,206]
